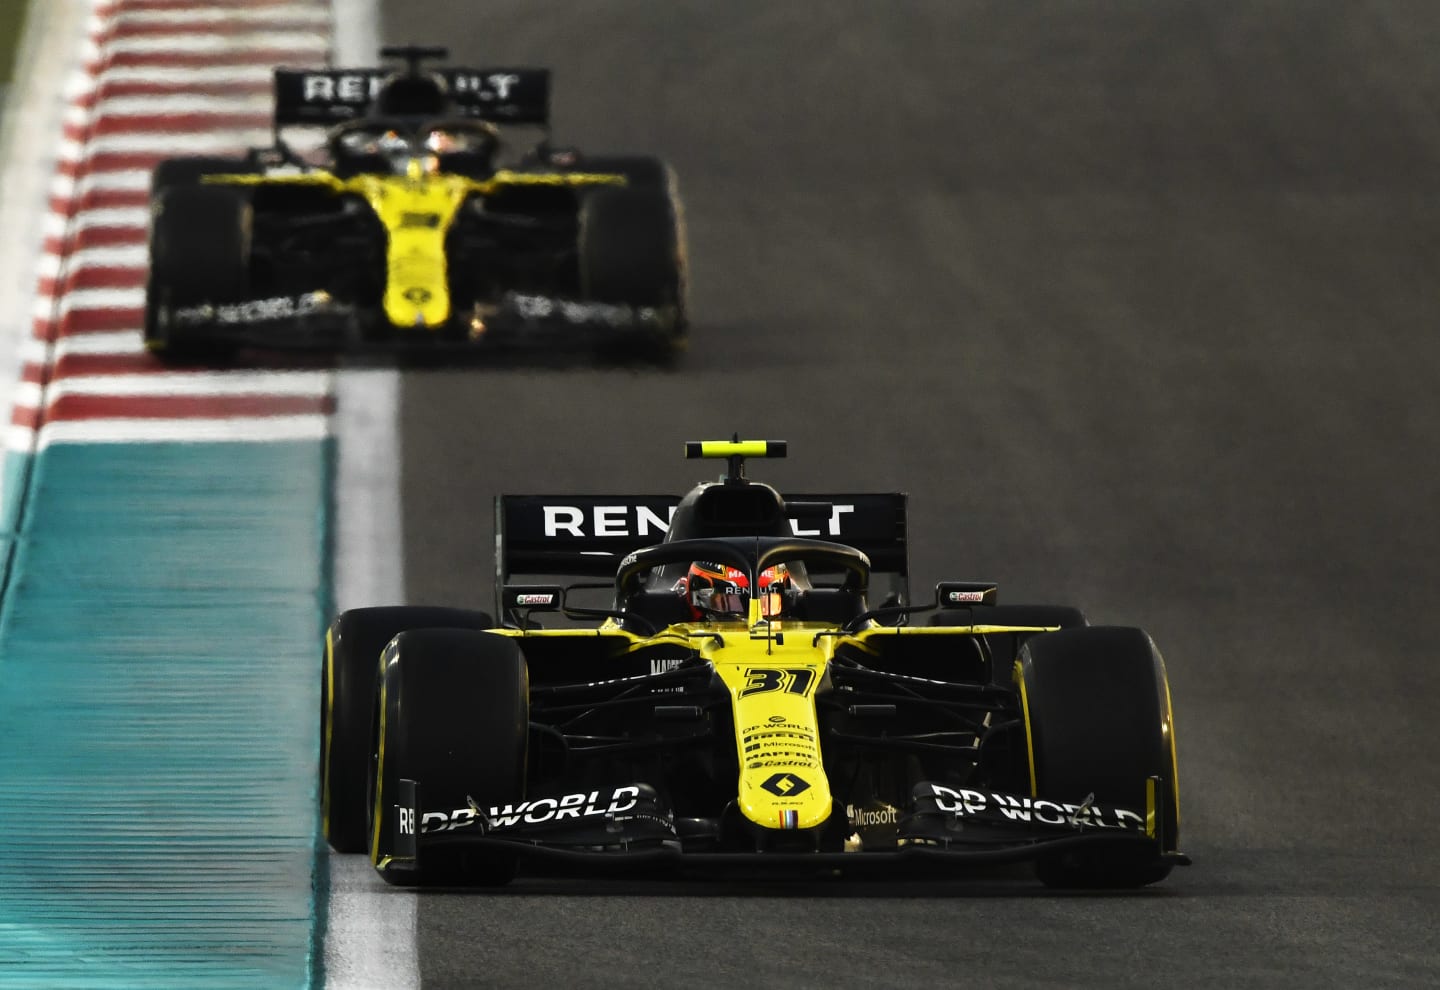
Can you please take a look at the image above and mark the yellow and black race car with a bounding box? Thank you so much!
[145,46,686,361]
[320,441,1189,888]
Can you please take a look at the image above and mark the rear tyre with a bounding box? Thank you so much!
[929,605,1088,684]
[321,606,495,853]
[144,185,253,359]
[371,630,529,886]
[1017,626,1180,889]
[578,176,688,362]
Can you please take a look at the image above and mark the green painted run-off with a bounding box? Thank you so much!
[0,441,331,988]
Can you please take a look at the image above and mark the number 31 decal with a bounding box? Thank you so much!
[741,667,816,697]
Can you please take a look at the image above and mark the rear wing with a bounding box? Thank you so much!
[272,67,551,127]
[495,492,909,614]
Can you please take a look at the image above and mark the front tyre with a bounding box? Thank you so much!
[371,629,529,886]
[144,185,253,360]
[578,181,688,361]
[321,606,494,853]
[1017,626,1181,889]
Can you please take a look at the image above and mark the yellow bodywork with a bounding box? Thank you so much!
[705,608,835,831]
[321,627,337,840]
[691,440,774,459]
[495,616,1057,836]
[205,162,624,329]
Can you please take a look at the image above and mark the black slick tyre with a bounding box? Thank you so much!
[144,185,253,359]
[577,176,688,361]
[371,629,528,887]
[321,606,494,854]
[1016,626,1180,889]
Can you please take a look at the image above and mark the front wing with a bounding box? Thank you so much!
[152,290,684,355]
[380,779,1190,879]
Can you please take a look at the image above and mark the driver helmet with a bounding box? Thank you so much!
[331,126,430,174]
[680,562,791,620]
[422,122,500,157]
[335,125,502,176]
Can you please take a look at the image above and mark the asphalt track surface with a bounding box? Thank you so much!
[373,3,1440,986]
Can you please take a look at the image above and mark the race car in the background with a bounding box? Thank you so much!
[144,46,686,361]
[320,440,1189,888]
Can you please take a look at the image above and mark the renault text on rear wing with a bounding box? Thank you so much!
[273,67,551,126]
[495,492,908,586]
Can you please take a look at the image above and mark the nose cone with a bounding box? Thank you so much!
[713,640,834,832]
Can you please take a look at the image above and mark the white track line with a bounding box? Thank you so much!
[33,414,330,446]
[43,372,333,397]
[326,0,418,986]
[99,35,330,56]
[112,8,332,28]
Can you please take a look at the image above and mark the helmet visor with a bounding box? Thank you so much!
[691,588,747,616]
